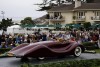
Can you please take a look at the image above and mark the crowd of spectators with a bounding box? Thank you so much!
[0,29,100,48]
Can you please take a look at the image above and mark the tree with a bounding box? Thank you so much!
[20,17,35,25]
[83,22,91,30]
[0,18,13,31]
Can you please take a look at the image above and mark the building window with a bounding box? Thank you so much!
[54,22,61,25]
[53,12,62,19]
[54,12,61,17]
[77,12,85,19]
[94,11,100,16]
[93,11,100,20]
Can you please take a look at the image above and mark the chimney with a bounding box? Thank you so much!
[75,0,81,8]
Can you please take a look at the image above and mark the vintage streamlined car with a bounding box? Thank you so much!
[8,41,85,60]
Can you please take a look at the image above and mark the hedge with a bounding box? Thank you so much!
[20,59,100,67]
[0,48,11,54]
[82,42,98,50]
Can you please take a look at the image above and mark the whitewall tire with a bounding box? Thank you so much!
[74,46,82,57]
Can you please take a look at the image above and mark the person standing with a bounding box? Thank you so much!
[42,33,47,41]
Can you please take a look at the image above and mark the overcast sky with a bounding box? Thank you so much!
[0,0,47,21]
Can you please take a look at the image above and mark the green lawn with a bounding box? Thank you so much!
[94,49,100,53]
[20,59,100,67]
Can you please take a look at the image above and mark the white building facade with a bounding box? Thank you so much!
[47,0,100,25]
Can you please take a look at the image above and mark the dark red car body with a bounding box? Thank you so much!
[8,41,85,58]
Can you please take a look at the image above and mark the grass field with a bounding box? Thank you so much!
[94,49,100,53]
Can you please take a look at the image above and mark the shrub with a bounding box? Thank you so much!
[82,42,95,46]
[82,42,97,50]
[0,48,11,54]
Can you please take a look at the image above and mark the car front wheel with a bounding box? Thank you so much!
[74,46,82,57]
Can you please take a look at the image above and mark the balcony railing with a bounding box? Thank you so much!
[50,19,65,22]
[48,16,65,22]
[91,16,100,21]
[73,16,86,21]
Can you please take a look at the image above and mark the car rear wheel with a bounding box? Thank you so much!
[74,46,82,57]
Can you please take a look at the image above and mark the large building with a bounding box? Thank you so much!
[46,0,100,25]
